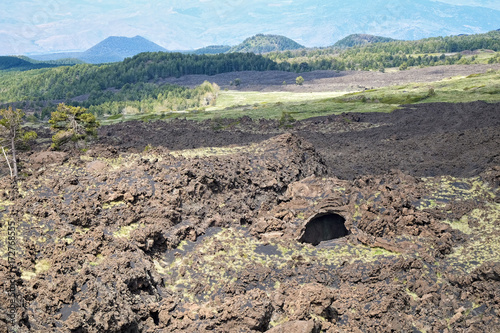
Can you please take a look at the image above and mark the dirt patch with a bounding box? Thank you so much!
[159,64,500,92]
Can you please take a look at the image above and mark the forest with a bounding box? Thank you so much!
[0,53,276,103]
[0,52,273,118]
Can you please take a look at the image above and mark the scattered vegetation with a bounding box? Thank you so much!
[21,259,51,280]
[230,78,241,87]
[159,227,399,302]
[113,223,142,238]
[445,203,500,273]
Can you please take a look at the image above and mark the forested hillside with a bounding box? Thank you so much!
[228,34,305,54]
[0,56,59,71]
[267,30,500,71]
[0,52,277,103]
[333,34,398,48]
[0,52,276,117]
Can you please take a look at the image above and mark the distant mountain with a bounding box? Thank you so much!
[190,45,232,55]
[333,34,398,48]
[30,36,167,64]
[79,36,167,64]
[228,34,304,54]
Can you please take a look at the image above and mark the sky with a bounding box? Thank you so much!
[1,0,499,56]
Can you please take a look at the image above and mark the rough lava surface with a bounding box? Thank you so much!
[0,101,499,332]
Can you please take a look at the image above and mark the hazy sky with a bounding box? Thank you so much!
[1,0,499,55]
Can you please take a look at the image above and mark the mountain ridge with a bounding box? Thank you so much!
[17,28,500,66]
[227,34,304,54]
[333,34,399,48]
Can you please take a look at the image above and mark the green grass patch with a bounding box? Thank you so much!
[208,91,347,110]
[337,70,500,107]
[102,200,126,209]
[445,202,500,273]
[21,259,51,280]
[89,254,105,266]
[107,114,123,120]
[180,97,394,122]
[113,223,143,238]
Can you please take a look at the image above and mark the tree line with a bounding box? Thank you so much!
[266,30,500,71]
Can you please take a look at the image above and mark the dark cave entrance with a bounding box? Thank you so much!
[299,213,349,246]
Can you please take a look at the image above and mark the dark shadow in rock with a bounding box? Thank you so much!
[59,302,80,321]
[299,213,349,246]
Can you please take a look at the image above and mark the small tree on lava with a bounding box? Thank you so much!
[49,103,100,150]
[0,107,37,178]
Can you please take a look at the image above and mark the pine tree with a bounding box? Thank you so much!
[0,107,37,178]
[49,103,100,150]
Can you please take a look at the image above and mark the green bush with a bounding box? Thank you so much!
[279,111,296,128]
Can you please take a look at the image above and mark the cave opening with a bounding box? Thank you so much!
[299,213,349,246]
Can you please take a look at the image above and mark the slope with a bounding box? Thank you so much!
[228,34,304,54]
[333,34,398,48]
[0,56,57,71]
